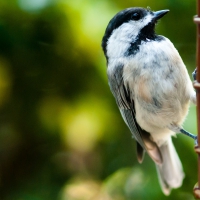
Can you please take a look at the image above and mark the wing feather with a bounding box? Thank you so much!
[108,63,162,164]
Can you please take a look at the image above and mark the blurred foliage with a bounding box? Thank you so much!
[0,0,198,199]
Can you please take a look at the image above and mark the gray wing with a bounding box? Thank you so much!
[108,63,162,164]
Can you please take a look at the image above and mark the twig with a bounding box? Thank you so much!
[193,0,200,198]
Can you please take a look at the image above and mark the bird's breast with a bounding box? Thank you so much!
[123,38,193,129]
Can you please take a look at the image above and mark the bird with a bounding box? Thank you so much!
[101,7,197,195]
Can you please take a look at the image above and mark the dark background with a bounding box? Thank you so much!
[0,0,198,199]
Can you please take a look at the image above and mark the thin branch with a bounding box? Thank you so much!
[193,0,200,198]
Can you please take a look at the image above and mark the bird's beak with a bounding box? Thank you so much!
[153,10,169,21]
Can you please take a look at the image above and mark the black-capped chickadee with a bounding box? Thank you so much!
[101,7,197,195]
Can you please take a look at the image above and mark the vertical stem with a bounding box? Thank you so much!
[196,0,200,190]
[197,0,200,82]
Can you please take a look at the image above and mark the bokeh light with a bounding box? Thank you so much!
[18,0,50,12]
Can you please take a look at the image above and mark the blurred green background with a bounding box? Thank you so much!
[0,0,198,199]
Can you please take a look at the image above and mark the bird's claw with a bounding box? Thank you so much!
[192,68,197,81]
[194,135,198,146]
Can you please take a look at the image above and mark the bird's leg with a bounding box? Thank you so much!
[168,124,198,145]
[180,129,198,146]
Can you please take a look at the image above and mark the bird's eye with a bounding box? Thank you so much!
[131,12,140,21]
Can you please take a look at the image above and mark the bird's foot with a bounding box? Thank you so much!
[192,68,197,81]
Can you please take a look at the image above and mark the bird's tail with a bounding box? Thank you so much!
[156,137,185,195]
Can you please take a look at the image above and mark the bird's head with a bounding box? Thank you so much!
[102,7,169,59]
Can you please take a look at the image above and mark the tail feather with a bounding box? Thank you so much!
[156,138,185,195]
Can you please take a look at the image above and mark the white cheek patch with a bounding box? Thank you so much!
[106,13,153,59]
[110,23,139,43]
